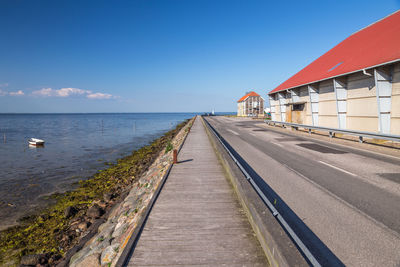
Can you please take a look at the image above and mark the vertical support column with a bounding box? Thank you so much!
[269,95,276,121]
[278,92,286,122]
[333,78,347,129]
[374,68,392,133]
[308,85,319,126]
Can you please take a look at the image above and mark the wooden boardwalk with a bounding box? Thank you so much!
[127,116,268,266]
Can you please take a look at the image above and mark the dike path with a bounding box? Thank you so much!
[127,116,268,266]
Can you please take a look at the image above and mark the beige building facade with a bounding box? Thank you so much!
[237,91,265,117]
[269,62,400,135]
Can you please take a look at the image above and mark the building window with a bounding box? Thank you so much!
[292,104,304,111]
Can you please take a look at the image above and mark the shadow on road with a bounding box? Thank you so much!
[206,118,345,267]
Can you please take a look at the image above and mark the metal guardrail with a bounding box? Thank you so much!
[265,120,400,143]
[203,117,322,267]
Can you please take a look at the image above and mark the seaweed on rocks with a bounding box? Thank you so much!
[0,118,191,267]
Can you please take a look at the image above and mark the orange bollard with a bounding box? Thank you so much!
[173,149,178,164]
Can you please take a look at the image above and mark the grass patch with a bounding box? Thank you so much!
[165,141,173,153]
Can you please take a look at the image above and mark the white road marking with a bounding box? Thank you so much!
[227,129,240,135]
[282,163,400,239]
[318,161,357,177]
[271,141,283,147]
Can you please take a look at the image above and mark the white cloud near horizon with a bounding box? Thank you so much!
[0,88,25,96]
[32,87,90,97]
[32,87,116,99]
[87,92,114,99]
[9,90,25,96]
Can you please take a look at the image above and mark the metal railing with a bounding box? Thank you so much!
[265,120,400,143]
[203,117,322,267]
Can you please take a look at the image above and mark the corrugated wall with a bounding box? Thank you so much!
[319,80,338,128]
[346,72,378,132]
[269,62,400,135]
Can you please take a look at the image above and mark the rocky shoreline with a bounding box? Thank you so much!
[0,117,194,267]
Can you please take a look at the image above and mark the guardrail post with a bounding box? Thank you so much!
[329,132,334,138]
[308,129,312,134]
[359,136,363,143]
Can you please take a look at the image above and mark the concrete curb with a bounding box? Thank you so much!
[202,116,308,267]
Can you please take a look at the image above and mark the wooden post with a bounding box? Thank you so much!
[173,149,177,164]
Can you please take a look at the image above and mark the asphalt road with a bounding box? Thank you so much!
[205,116,400,267]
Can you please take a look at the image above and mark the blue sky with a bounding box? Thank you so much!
[0,0,399,113]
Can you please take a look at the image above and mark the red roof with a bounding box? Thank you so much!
[237,91,260,102]
[269,10,400,95]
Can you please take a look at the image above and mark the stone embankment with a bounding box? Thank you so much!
[67,118,193,267]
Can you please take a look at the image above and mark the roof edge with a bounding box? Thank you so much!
[237,96,250,103]
[268,58,400,95]
[348,9,400,38]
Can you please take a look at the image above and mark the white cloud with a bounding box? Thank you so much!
[32,88,55,97]
[86,92,113,99]
[57,88,89,97]
[31,87,116,100]
[9,90,25,96]
[32,87,90,97]
[0,88,25,96]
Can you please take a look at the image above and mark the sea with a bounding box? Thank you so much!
[0,113,237,230]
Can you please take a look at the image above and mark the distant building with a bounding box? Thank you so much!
[237,91,264,117]
[268,10,400,135]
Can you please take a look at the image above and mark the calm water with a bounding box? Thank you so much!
[0,113,200,229]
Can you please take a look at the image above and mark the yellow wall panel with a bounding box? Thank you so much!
[347,74,376,98]
[319,116,339,128]
[305,115,313,125]
[319,100,337,116]
[347,117,378,132]
[347,97,378,117]
[305,102,312,116]
[391,95,400,117]
[390,118,400,135]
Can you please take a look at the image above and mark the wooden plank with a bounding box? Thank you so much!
[131,250,267,266]
[127,116,268,266]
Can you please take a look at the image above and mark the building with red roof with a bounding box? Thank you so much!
[268,10,400,135]
[237,91,264,117]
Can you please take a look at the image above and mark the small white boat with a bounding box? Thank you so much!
[28,138,45,146]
